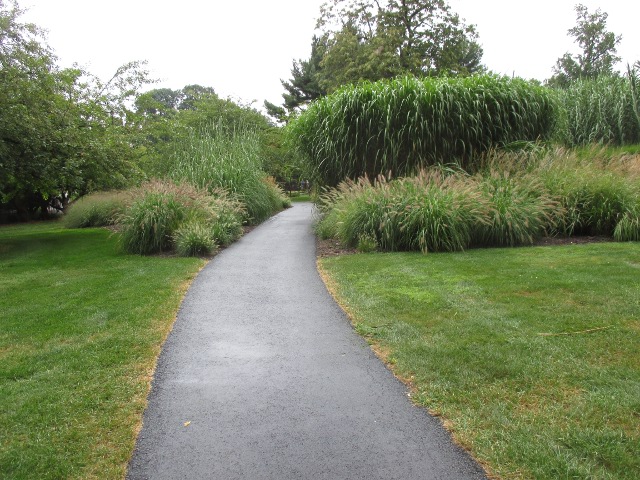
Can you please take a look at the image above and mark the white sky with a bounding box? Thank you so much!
[20,0,640,110]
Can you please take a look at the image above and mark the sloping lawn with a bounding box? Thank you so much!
[0,222,205,479]
[319,243,640,479]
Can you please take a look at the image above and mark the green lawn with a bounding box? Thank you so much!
[319,243,640,479]
[0,222,205,479]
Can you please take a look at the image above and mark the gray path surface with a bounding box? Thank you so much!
[127,203,487,480]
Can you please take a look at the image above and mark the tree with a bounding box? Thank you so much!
[268,0,483,120]
[549,4,622,87]
[316,0,484,91]
[264,36,327,122]
[0,0,153,219]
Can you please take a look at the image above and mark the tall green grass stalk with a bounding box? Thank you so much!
[289,75,557,186]
[558,75,640,147]
[170,123,287,223]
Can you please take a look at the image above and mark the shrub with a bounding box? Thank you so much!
[118,183,189,254]
[174,221,217,257]
[63,191,127,228]
[614,209,640,241]
[207,189,245,247]
[289,75,557,186]
[318,170,489,253]
[357,232,379,253]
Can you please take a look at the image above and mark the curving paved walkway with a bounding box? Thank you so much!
[127,203,487,480]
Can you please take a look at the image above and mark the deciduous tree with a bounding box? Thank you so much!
[549,4,621,87]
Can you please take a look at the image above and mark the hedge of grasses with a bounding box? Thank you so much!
[289,75,557,185]
[169,122,289,223]
[558,74,640,147]
[316,148,640,252]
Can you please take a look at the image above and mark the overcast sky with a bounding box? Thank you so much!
[21,0,640,109]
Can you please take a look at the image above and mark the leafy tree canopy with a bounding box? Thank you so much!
[0,0,154,219]
[549,3,622,87]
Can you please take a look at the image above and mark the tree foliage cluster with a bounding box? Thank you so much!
[549,4,622,87]
[135,85,307,187]
[266,0,484,121]
[0,0,300,221]
[0,0,153,220]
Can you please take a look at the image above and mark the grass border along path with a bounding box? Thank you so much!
[0,222,205,479]
[318,242,640,479]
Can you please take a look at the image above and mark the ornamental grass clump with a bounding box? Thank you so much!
[173,221,217,257]
[614,205,640,241]
[473,171,562,247]
[289,75,557,185]
[317,170,489,253]
[63,191,128,228]
[117,180,245,255]
[393,171,487,253]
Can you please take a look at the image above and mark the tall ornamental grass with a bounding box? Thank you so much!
[289,75,557,185]
[558,74,640,147]
[316,148,640,252]
[170,123,287,223]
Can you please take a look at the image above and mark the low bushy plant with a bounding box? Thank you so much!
[315,149,640,253]
[118,182,189,254]
[356,232,379,253]
[614,205,640,241]
[207,189,245,247]
[63,191,127,228]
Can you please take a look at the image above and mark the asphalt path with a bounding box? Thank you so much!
[127,203,487,480]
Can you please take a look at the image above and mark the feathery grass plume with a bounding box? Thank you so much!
[288,75,557,186]
[63,191,128,228]
[169,122,287,224]
[394,171,487,253]
[207,188,245,247]
[558,75,640,147]
[317,169,488,253]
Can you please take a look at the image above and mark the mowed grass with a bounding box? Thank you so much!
[0,222,205,479]
[319,243,640,479]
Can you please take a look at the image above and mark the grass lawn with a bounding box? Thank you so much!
[287,191,313,202]
[0,222,205,479]
[319,243,640,479]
